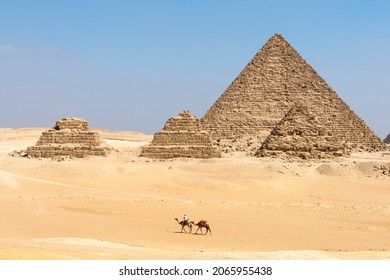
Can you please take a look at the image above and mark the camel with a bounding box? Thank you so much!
[192,220,212,235]
[174,218,193,233]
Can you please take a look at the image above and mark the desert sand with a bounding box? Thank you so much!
[0,128,389,260]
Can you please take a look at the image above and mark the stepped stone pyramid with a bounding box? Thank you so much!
[202,34,385,150]
[140,110,221,159]
[384,133,390,144]
[256,103,349,159]
[27,118,111,158]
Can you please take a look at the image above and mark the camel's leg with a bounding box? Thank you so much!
[195,227,200,235]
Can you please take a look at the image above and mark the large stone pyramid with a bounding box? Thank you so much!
[140,110,221,159]
[202,34,385,150]
[256,103,348,159]
[27,118,111,158]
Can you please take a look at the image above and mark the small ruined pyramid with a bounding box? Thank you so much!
[140,110,221,159]
[202,33,385,150]
[256,103,348,159]
[27,118,111,158]
[384,133,390,144]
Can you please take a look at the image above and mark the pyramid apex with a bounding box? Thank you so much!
[179,110,193,116]
[265,33,288,44]
[272,33,285,38]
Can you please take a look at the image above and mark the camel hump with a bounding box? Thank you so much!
[200,220,207,227]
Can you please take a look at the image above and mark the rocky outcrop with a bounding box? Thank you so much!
[384,134,390,144]
[202,33,385,151]
[140,111,221,159]
[256,104,349,159]
[27,118,111,158]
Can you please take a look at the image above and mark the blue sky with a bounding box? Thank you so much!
[1,1,389,138]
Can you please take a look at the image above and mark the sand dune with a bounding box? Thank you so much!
[0,128,389,259]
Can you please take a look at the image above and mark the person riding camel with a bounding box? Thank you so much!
[181,214,189,226]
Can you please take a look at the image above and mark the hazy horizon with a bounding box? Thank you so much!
[1,1,389,139]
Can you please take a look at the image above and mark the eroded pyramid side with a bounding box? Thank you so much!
[384,133,390,144]
[256,103,349,159]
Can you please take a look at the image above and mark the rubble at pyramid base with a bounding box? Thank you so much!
[257,143,349,160]
[140,146,221,159]
[27,144,110,158]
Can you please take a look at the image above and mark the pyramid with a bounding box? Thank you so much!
[202,34,385,150]
[27,118,111,158]
[256,103,349,159]
[384,133,390,144]
[140,110,221,159]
